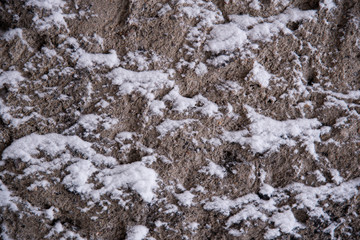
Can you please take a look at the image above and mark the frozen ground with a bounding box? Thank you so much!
[0,0,360,239]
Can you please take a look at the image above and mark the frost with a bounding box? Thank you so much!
[126,225,149,240]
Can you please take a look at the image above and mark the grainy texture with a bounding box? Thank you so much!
[0,0,360,239]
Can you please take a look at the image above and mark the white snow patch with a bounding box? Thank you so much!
[2,133,158,203]
[27,180,51,191]
[26,0,73,31]
[149,100,166,116]
[158,4,172,16]
[270,210,303,234]
[330,169,343,185]
[0,70,26,91]
[126,225,149,240]
[222,105,328,159]
[205,23,247,53]
[0,180,18,211]
[163,86,221,117]
[107,67,174,100]
[320,0,336,10]
[246,61,272,88]
[75,49,120,69]
[175,191,195,207]
[156,119,196,137]
[206,8,316,54]
[194,62,208,76]
[249,0,261,10]
[26,0,66,10]
[96,162,158,202]
[199,159,226,179]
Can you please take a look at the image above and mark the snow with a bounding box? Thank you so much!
[246,61,272,88]
[45,222,64,238]
[0,180,18,211]
[63,160,98,197]
[1,28,32,50]
[107,67,174,100]
[206,8,316,54]
[0,70,26,91]
[249,0,261,10]
[264,228,281,239]
[156,119,196,137]
[320,0,336,10]
[163,86,221,117]
[270,210,303,234]
[204,178,360,237]
[226,204,267,227]
[76,49,120,69]
[149,100,166,116]
[96,162,158,203]
[1,0,358,238]
[205,23,247,53]
[259,184,275,197]
[174,190,195,206]
[330,169,343,185]
[2,133,158,203]
[27,0,73,31]
[194,62,208,76]
[27,180,51,191]
[222,105,327,158]
[199,160,227,179]
[126,225,149,240]
[158,4,172,16]
[26,0,66,10]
